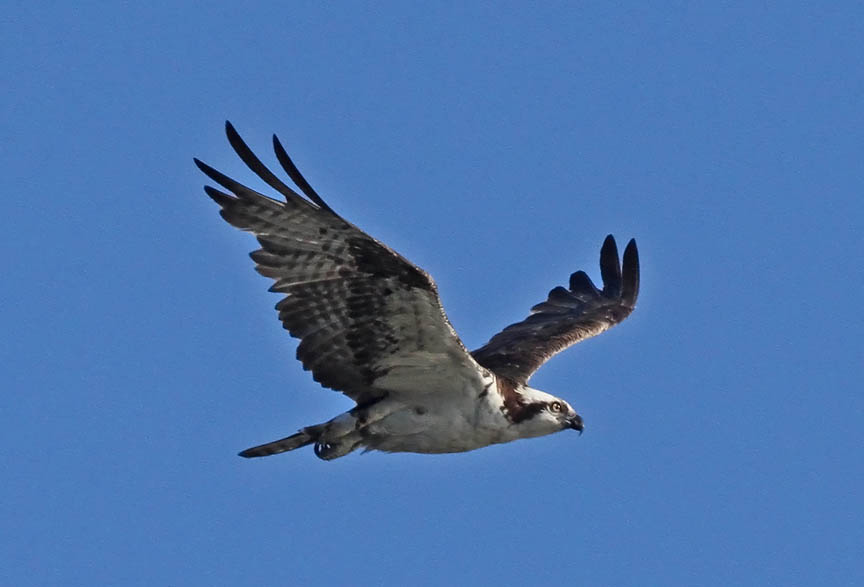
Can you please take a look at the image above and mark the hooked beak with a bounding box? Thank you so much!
[568,414,584,435]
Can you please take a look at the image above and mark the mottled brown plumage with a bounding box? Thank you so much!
[471,235,639,384]
[195,122,475,406]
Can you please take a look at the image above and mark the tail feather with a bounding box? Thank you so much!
[238,426,321,458]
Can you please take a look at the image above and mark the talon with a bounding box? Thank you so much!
[313,438,359,460]
[314,442,331,458]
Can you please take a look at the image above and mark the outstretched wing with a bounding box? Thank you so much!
[471,236,639,384]
[196,122,485,405]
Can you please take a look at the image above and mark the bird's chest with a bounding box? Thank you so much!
[367,390,516,453]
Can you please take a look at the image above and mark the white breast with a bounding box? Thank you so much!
[361,376,522,454]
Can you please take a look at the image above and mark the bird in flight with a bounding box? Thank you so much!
[195,122,640,460]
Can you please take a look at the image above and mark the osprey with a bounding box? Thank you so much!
[195,122,640,460]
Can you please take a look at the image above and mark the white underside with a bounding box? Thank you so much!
[315,372,563,456]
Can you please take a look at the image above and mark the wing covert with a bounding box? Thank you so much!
[471,235,639,384]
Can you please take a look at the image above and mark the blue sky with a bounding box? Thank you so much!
[3,2,862,585]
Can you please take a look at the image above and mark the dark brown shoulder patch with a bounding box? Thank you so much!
[497,377,545,424]
[347,236,432,289]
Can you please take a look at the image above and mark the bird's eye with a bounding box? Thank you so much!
[550,401,563,413]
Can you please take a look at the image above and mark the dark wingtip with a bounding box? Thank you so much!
[222,121,314,205]
[225,120,239,144]
[624,238,638,261]
[621,238,640,306]
[203,185,234,206]
[225,121,242,143]
[224,121,241,151]
[272,133,335,213]
[569,270,600,298]
[600,235,619,264]
[193,157,225,185]
[599,235,622,297]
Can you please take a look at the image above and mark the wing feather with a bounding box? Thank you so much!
[471,235,640,384]
[272,133,335,213]
[197,122,484,403]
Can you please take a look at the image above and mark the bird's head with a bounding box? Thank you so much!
[501,384,583,438]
